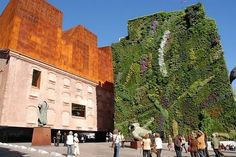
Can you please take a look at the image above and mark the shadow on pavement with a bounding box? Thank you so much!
[0,147,28,157]
[223,151,236,154]
[208,154,235,157]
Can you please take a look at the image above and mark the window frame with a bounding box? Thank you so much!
[72,103,86,118]
[31,69,41,88]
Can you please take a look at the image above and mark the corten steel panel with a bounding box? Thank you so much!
[96,81,114,131]
[0,0,18,48]
[98,47,113,82]
[32,127,51,146]
[0,0,113,84]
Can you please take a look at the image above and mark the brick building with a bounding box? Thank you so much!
[0,0,114,142]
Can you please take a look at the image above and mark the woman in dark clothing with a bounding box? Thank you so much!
[63,132,67,146]
[174,134,183,157]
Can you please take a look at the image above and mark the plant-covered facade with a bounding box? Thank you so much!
[112,3,236,138]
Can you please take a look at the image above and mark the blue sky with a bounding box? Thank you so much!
[0,0,235,87]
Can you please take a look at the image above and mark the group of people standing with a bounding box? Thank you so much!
[66,131,80,157]
[112,130,163,157]
[54,130,67,147]
[173,130,224,157]
[141,133,163,157]
[111,128,226,157]
[54,130,80,157]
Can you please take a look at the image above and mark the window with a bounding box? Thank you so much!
[76,82,82,90]
[87,86,93,93]
[48,72,56,84]
[72,103,86,117]
[63,78,70,88]
[87,99,93,108]
[32,69,41,88]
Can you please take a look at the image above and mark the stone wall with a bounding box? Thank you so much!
[0,51,98,131]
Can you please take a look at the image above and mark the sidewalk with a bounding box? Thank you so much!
[0,142,236,157]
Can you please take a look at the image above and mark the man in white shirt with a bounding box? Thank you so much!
[66,131,74,157]
[112,129,121,157]
[154,133,163,157]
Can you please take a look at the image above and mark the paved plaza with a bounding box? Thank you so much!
[0,142,236,157]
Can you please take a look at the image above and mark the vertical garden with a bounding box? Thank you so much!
[112,3,236,138]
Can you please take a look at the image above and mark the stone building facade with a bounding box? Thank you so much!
[0,0,114,142]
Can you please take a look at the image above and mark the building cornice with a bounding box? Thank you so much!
[8,49,98,86]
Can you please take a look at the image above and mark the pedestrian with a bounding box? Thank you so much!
[109,132,113,143]
[120,133,125,148]
[53,136,56,146]
[66,131,74,157]
[80,135,85,143]
[142,133,152,157]
[167,135,173,151]
[204,132,210,157]
[74,133,80,157]
[188,132,199,157]
[154,133,163,157]
[174,134,183,157]
[181,136,188,153]
[106,132,109,142]
[211,133,224,157]
[112,129,121,157]
[196,130,206,157]
[56,130,61,146]
[63,132,67,146]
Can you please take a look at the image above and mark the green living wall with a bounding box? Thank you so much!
[112,3,236,138]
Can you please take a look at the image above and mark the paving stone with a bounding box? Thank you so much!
[0,142,235,157]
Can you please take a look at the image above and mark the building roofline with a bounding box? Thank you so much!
[0,49,10,53]
[3,48,98,86]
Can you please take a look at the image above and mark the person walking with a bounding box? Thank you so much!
[109,132,113,143]
[204,132,210,157]
[181,136,188,153]
[66,131,74,157]
[196,130,206,157]
[112,129,121,157]
[188,133,199,157]
[154,133,163,157]
[53,136,56,146]
[74,133,80,157]
[120,133,125,148]
[174,134,183,157]
[56,130,61,146]
[142,133,152,157]
[63,132,67,146]
[211,133,224,157]
[167,135,173,151]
